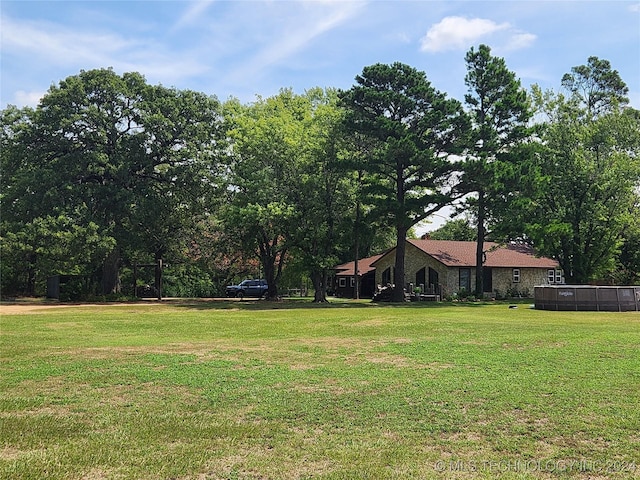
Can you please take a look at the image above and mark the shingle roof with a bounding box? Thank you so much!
[407,239,558,268]
[334,253,384,276]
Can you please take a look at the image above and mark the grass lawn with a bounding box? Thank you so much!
[1,299,639,479]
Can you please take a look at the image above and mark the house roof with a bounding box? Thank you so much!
[334,253,384,276]
[405,239,559,269]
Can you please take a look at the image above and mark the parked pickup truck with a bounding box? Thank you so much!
[226,279,268,298]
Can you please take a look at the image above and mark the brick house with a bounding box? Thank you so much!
[335,239,564,298]
[369,239,562,299]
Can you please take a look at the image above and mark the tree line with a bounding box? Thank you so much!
[2,46,639,301]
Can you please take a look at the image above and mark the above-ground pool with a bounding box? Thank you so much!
[534,285,640,312]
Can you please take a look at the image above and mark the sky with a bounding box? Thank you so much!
[2,0,639,110]
[1,0,639,230]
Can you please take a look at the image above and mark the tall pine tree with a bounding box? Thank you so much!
[462,45,533,296]
[341,63,469,301]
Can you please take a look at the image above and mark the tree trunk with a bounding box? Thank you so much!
[353,257,360,300]
[257,232,283,301]
[262,257,278,300]
[354,187,362,300]
[311,270,328,303]
[26,252,37,296]
[392,226,409,302]
[475,190,486,296]
[101,248,121,295]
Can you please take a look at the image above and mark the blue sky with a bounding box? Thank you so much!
[2,0,639,111]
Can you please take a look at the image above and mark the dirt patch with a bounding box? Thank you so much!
[81,468,117,480]
[0,302,138,315]
[0,446,31,461]
[1,302,69,315]
[0,297,252,315]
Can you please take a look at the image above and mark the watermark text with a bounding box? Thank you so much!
[433,459,637,474]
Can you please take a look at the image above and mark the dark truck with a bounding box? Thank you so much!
[225,279,268,298]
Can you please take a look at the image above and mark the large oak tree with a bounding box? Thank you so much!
[222,91,306,299]
[1,68,222,295]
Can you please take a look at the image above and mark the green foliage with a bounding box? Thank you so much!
[2,55,638,299]
[223,89,357,301]
[614,194,640,285]
[185,217,262,295]
[561,56,629,118]
[525,59,639,283]
[1,215,114,296]
[222,91,309,298]
[161,263,216,298]
[1,68,223,295]
[286,89,355,301]
[341,63,469,231]
[464,45,532,151]
[429,218,477,241]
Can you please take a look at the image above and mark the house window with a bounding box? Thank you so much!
[459,268,471,292]
[338,277,346,288]
[555,270,563,284]
[382,267,392,285]
[548,269,556,283]
[513,269,521,283]
[350,277,355,287]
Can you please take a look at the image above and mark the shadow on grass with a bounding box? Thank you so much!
[0,296,535,313]
[162,297,534,311]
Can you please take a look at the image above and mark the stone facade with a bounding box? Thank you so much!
[373,241,561,298]
[491,267,552,298]
[374,242,460,295]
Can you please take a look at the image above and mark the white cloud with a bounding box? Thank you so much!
[1,15,209,84]
[504,32,537,51]
[420,16,510,52]
[225,1,365,83]
[171,0,216,33]
[2,16,132,65]
[629,3,640,12]
[13,90,46,108]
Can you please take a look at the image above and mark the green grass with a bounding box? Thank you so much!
[1,300,639,479]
